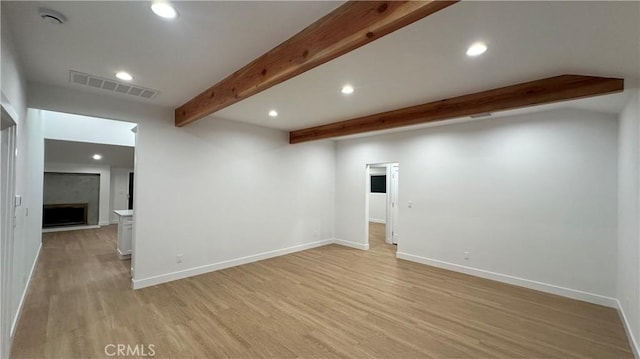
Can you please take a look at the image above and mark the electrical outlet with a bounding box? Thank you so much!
[176,254,184,263]
[464,251,470,260]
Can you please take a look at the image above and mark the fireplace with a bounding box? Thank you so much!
[43,203,88,228]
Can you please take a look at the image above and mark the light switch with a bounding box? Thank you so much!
[14,195,22,207]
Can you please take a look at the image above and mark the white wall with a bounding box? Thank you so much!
[10,109,44,342]
[44,163,111,226]
[1,14,44,358]
[132,116,335,287]
[43,111,136,147]
[28,83,336,289]
[617,89,640,356]
[336,108,618,306]
[1,14,26,125]
[369,166,387,223]
[368,194,386,223]
[110,168,132,224]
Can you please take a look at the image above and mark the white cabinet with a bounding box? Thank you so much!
[114,210,133,259]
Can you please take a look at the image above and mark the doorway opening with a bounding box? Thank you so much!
[365,163,399,254]
[128,172,134,210]
[40,110,136,280]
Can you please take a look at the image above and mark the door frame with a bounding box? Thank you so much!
[389,164,399,244]
[365,162,399,247]
[1,99,18,359]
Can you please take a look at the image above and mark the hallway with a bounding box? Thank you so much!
[368,221,396,254]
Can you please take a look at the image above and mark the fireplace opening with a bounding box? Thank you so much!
[43,203,88,228]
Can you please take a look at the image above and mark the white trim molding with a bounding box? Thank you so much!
[617,299,640,359]
[368,219,386,224]
[117,248,131,260]
[1,92,20,125]
[10,242,42,337]
[42,225,100,233]
[333,238,370,250]
[396,252,618,308]
[133,239,333,289]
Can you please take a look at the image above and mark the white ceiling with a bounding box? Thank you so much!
[3,1,342,107]
[214,1,640,131]
[4,1,639,133]
[45,139,135,168]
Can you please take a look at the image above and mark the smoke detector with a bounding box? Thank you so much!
[39,8,67,24]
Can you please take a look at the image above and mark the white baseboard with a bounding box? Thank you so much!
[333,238,369,250]
[99,221,110,226]
[368,219,386,224]
[11,242,42,337]
[42,225,100,233]
[617,299,640,359]
[110,220,118,225]
[396,252,618,308]
[133,239,333,289]
[117,248,131,260]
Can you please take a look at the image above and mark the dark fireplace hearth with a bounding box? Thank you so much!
[43,203,88,228]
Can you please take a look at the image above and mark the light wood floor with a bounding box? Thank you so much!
[368,222,394,253]
[11,224,633,358]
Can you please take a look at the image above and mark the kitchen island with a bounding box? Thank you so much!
[113,209,133,259]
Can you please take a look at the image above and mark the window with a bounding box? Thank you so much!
[371,175,386,193]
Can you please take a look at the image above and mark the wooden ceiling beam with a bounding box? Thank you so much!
[289,74,624,144]
[175,1,458,127]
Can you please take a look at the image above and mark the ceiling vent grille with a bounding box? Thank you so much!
[69,70,159,100]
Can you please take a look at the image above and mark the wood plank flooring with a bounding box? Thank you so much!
[11,223,633,358]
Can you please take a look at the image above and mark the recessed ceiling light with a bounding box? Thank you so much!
[466,42,488,57]
[341,85,354,94]
[151,2,178,19]
[92,154,102,160]
[115,71,133,81]
[268,110,278,117]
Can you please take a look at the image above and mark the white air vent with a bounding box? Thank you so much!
[69,70,159,100]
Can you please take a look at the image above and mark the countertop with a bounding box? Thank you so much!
[113,209,133,217]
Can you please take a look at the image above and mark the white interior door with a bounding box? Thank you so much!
[0,106,17,359]
[389,164,399,244]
